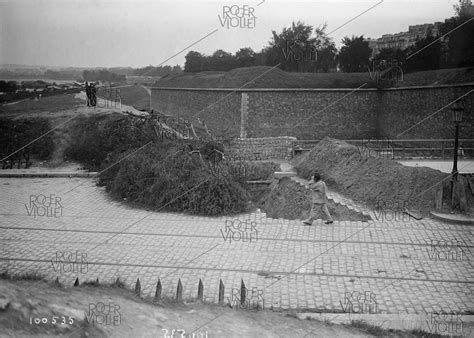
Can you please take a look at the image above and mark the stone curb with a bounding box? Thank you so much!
[430,211,474,225]
[0,172,98,178]
[298,313,474,336]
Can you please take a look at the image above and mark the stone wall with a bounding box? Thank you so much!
[377,84,473,140]
[151,83,474,141]
[224,136,296,160]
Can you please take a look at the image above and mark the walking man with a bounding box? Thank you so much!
[303,172,334,225]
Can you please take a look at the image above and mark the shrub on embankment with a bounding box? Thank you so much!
[64,114,254,215]
[64,113,155,170]
[99,143,251,216]
[293,137,448,215]
[0,117,53,161]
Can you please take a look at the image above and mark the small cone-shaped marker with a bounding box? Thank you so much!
[74,278,79,287]
[96,277,99,285]
[218,279,224,305]
[176,279,183,302]
[155,279,162,301]
[197,279,204,301]
[135,278,141,296]
[240,279,246,306]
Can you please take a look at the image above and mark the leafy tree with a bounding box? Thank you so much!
[337,35,372,72]
[0,80,18,92]
[405,35,442,72]
[235,47,257,67]
[263,21,336,72]
[373,48,406,62]
[312,24,337,72]
[184,51,205,72]
[440,0,474,67]
[454,0,474,17]
[210,49,237,71]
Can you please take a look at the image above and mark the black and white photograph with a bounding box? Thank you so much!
[0,0,473,336]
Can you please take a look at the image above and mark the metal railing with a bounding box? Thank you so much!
[291,139,474,159]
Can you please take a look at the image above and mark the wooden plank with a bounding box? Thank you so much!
[467,175,474,196]
[457,179,468,212]
[435,186,443,209]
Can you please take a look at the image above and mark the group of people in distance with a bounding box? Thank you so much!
[85,82,97,107]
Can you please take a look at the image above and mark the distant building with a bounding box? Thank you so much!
[366,21,444,58]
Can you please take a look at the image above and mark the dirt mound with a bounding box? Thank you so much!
[293,138,448,215]
[152,66,474,89]
[263,177,371,221]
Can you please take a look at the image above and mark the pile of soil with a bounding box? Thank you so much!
[263,177,371,222]
[293,137,449,215]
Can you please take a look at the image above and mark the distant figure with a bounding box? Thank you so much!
[302,172,334,225]
[458,144,465,157]
[85,82,91,106]
[90,83,97,107]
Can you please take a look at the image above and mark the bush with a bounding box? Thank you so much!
[102,143,250,216]
[66,115,253,215]
[64,114,155,170]
[0,117,53,161]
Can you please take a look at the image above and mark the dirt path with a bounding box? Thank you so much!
[0,278,377,338]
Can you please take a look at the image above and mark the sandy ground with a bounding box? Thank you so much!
[0,278,381,338]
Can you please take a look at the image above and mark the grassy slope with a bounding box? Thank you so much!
[117,66,474,112]
[153,66,474,89]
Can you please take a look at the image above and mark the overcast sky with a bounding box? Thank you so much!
[0,0,459,68]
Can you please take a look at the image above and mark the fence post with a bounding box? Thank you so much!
[197,279,204,301]
[135,278,141,296]
[218,279,225,305]
[240,279,246,307]
[176,279,183,302]
[155,279,162,301]
[240,93,248,139]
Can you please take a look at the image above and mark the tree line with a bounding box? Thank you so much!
[184,0,473,73]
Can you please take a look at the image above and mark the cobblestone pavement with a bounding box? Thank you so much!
[0,177,473,317]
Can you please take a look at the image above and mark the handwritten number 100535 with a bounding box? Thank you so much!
[162,329,208,338]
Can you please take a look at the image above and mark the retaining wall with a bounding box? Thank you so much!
[151,83,474,149]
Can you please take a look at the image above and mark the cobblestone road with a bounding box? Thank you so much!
[1,177,473,317]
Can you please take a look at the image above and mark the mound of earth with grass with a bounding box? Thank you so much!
[293,138,449,215]
[153,66,377,89]
[263,177,371,222]
[151,66,474,90]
